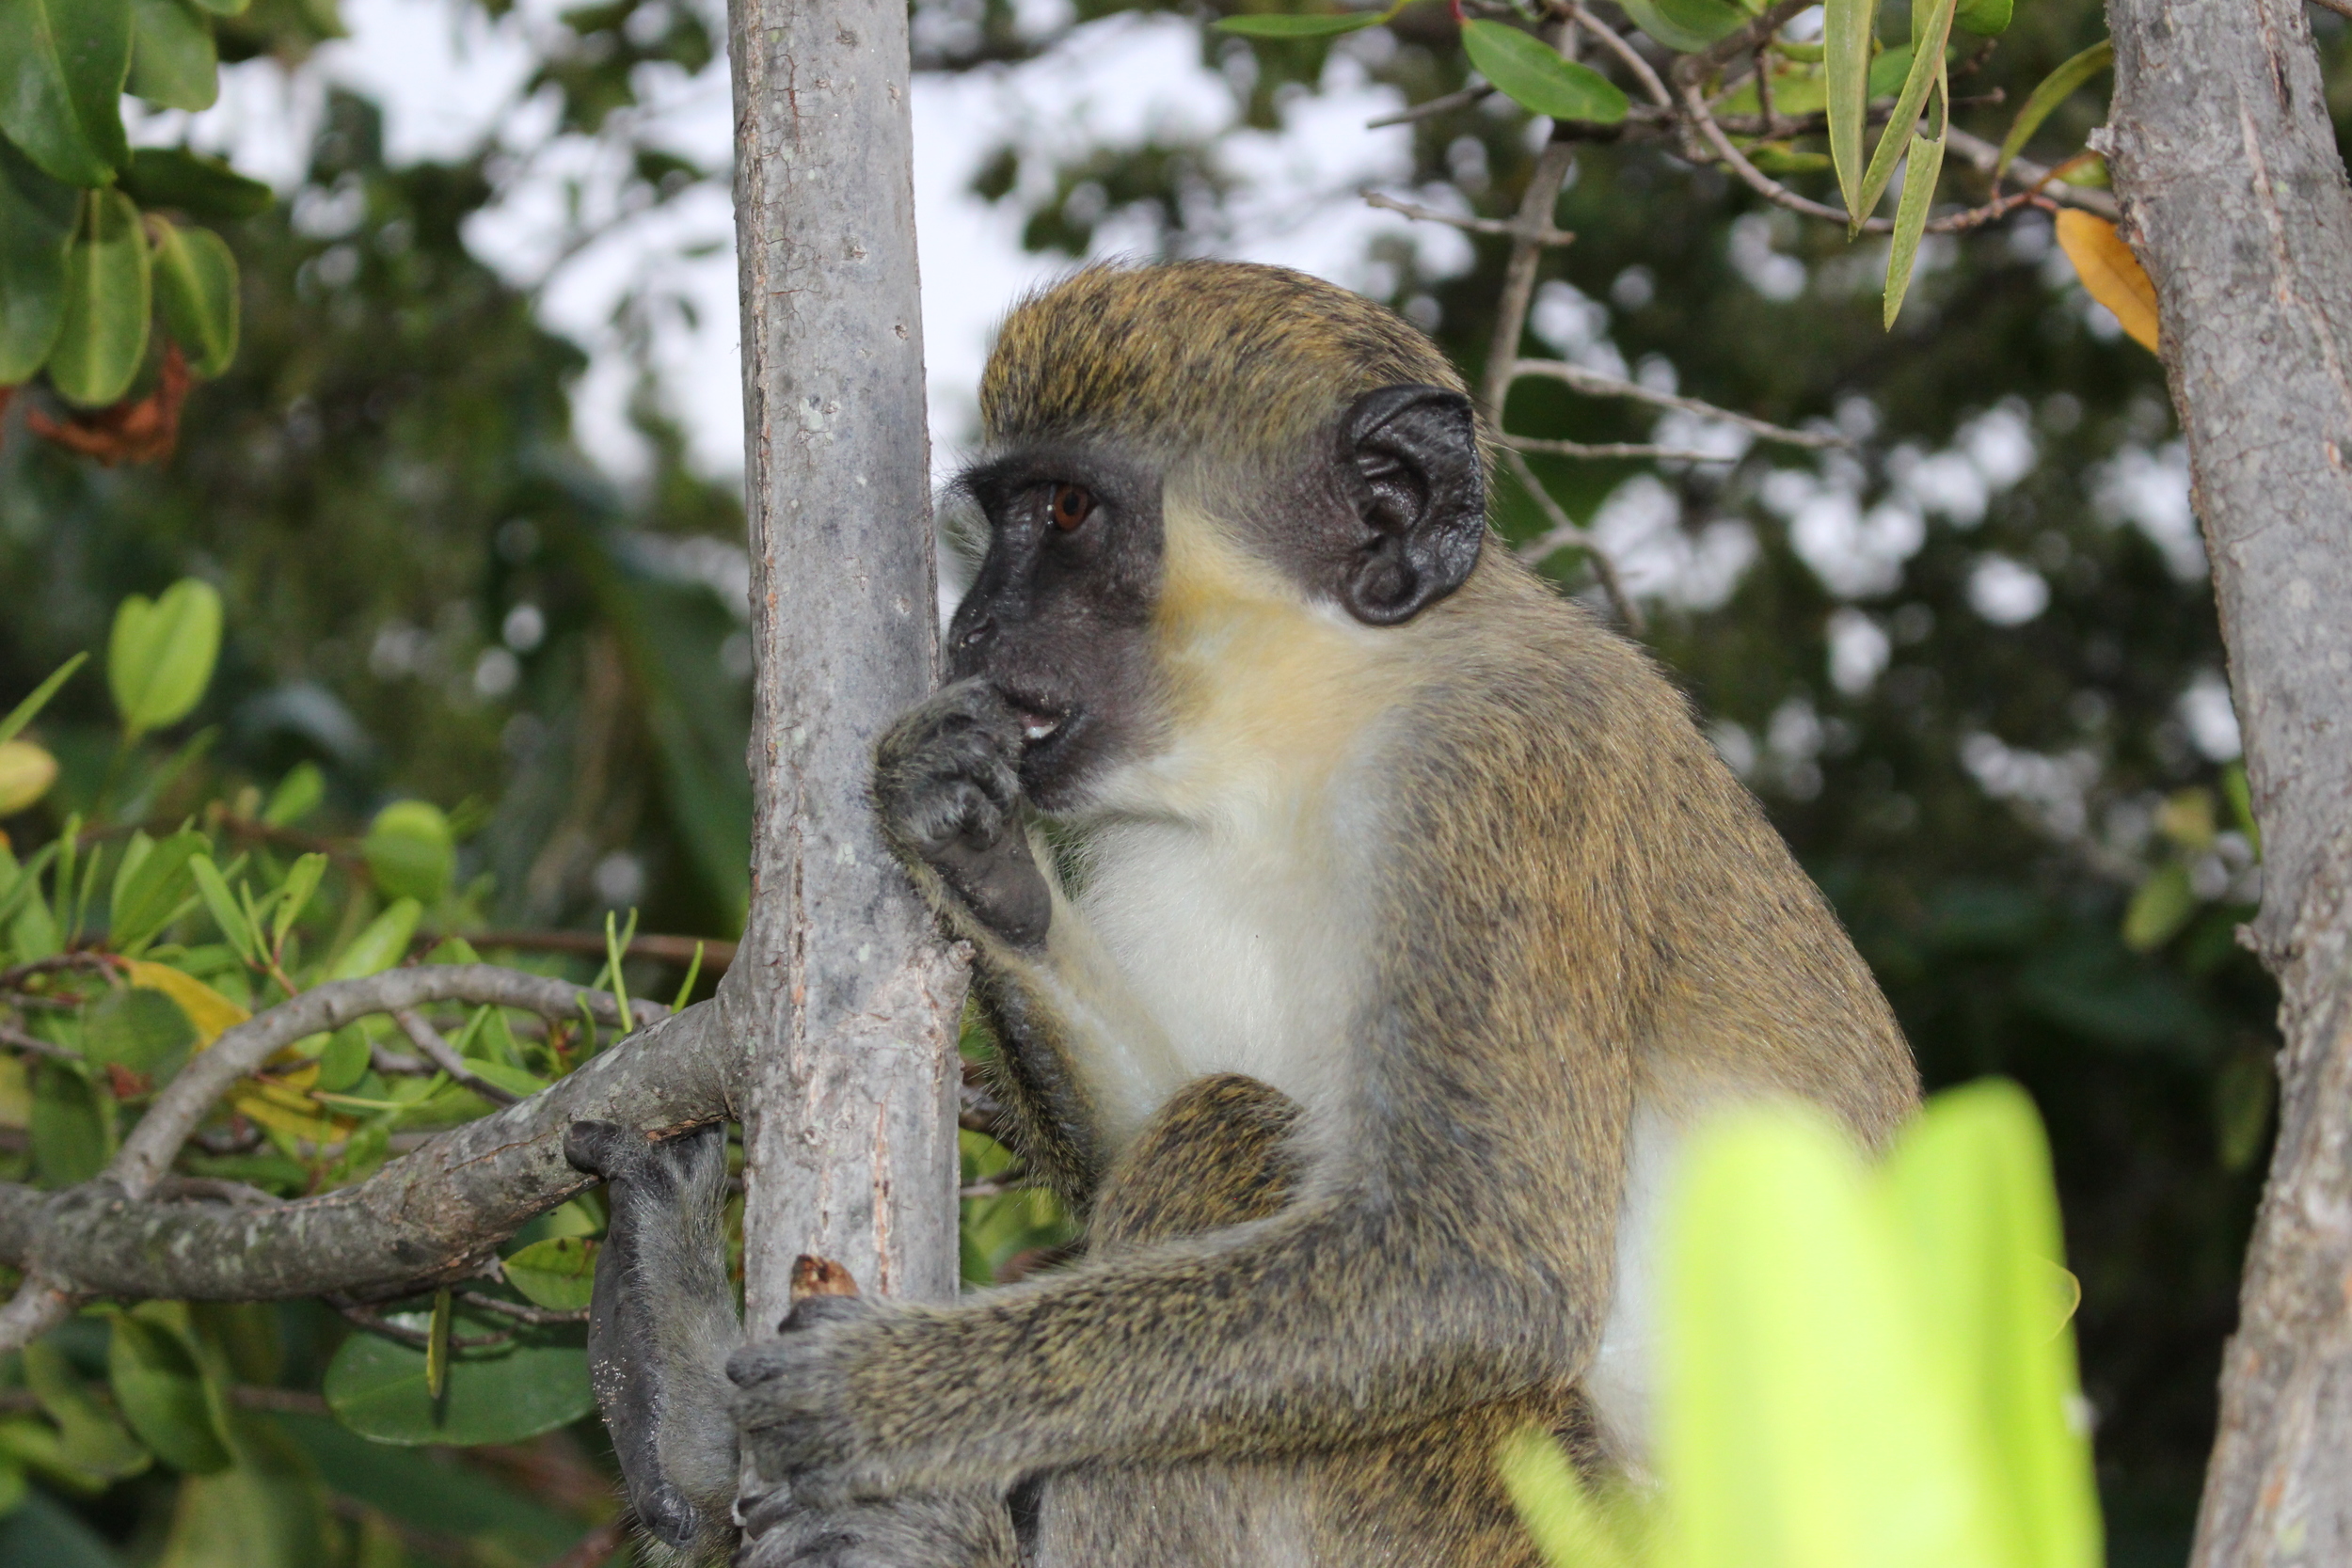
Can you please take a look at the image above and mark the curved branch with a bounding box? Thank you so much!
[1510,358,1847,448]
[0,977,732,1322]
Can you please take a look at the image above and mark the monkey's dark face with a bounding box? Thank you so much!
[947,445,1166,812]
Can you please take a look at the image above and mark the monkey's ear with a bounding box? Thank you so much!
[1337,384,1485,626]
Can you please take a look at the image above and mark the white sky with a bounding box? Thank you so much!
[143,0,1464,483]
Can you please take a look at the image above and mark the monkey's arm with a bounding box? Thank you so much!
[727,1040,1629,1505]
[876,680,1183,1206]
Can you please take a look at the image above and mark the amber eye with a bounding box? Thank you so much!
[1048,483,1095,531]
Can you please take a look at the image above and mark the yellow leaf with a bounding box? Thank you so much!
[0,741,58,817]
[124,961,249,1046]
[2055,210,2158,353]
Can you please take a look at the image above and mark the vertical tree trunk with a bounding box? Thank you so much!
[2101,1,2352,1561]
[719,0,963,1352]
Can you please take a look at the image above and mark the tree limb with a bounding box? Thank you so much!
[2102,0,2352,1560]
[0,976,732,1317]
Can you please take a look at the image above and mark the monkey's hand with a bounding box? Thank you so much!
[874,680,1052,948]
[739,1484,1016,1568]
[726,1292,885,1506]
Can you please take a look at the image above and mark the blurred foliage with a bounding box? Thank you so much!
[1508,1084,2100,1568]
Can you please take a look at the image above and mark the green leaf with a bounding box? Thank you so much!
[423,1289,452,1399]
[109,578,224,737]
[1994,40,2112,185]
[0,141,77,383]
[186,854,253,958]
[108,1305,234,1474]
[1867,43,1916,98]
[1953,0,2010,35]
[0,652,87,749]
[260,760,323,826]
[1883,1084,2103,1568]
[127,0,216,110]
[1825,0,1872,220]
[270,851,326,950]
[1851,0,1959,226]
[1459,21,1629,125]
[323,1318,595,1446]
[1613,0,1749,53]
[153,1414,334,1568]
[120,147,273,221]
[188,0,248,14]
[0,0,132,185]
[328,896,421,981]
[49,188,151,407]
[1882,120,1946,327]
[315,1026,370,1092]
[502,1237,597,1311]
[24,1342,151,1484]
[1499,1427,1641,1568]
[361,800,453,904]
[83,985,195,1079]
[148,215,237,376]
[109,826,206,951]
[1213,9,1385,36]
[31,1062,109,1185]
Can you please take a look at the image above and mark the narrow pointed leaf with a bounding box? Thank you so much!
[1214,10,1385,36]
[1995,40,2112,184]
[186,854,254,958]
[127,0,216,111]
[1852,0,1959,223]
[1883,121,1946,327]
[150,217,237,376]
[1825,0,1873,220]
[0,0,133,185]
[1460,20,1629,124]
[328,896,422,980]
[0,652,87,749]
[49,189,151,407]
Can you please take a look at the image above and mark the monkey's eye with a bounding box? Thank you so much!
[1047,483,1096,532]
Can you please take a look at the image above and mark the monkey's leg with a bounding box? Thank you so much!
[564,1122,742,1563]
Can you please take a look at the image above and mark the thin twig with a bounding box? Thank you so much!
[0,952,123,992]
[1679,79,1890,230]
[1479,135,1581,420]
[1502,449,1645,633]
[1362,190,1576,245]
[371,1043,430,1076]
[329,1294,512,1351]
[394,1008,523,1108]
[1672,0,1819,87]
[1557,1,1672,107]
[1945,126,2122,219]
[0,1020,77,1061]
[1502,435,1751,461]
[1509,359,1847,448]
[454,1289,590,1326]
[1366,82,1493,128]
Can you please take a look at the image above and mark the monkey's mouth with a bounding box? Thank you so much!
[1003,692,1070,748]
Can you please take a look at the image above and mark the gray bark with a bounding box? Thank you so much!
[0,975,730,1302]
[718,0,964,1340]
[2101,1,2352,1561]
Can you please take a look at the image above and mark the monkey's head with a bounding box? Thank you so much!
[950,261,1486,812]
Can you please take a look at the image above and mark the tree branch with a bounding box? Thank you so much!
[1509,358,1847,448]
[0,978,731,1320]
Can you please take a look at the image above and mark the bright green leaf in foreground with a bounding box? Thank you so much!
[1883,116,1947,327]
[1824,0,1873,220]
[323,1317,594,1446]
[328,896,423,980]
[127,0,218,111]
[50,189,151,408]
[502,1236,598,1311]
[1953,0,2011,35]
[151,216,239,375]
[1460,21,1629,125]
[0,0,133,185]
[1851,0,1960,225]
